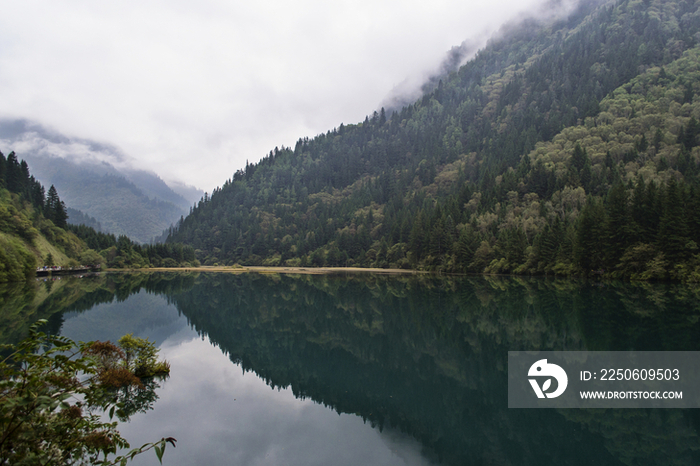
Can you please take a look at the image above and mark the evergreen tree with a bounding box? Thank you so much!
[630,176,646,243]
[604,182,633,267]
[576,198,606,273]
[571,143,587,172]
[656,178,690,263]
[0,151,6,188]
[46,185,68,228]
[5,152,21,193]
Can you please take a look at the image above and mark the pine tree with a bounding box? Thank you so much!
[54,200,68,229]
[45,185,68,228]
[535,219,562,272]
[605,182,633,267]
[571,143,587,171]
[630,176,646,243]
[576,198,606,273]
[0,151,6,188]
[656,178,690,263]
[5,152,21,193]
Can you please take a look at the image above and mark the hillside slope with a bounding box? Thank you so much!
[0,187,98,282]
[167,0,700,281]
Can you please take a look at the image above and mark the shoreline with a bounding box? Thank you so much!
[106,265,425,275]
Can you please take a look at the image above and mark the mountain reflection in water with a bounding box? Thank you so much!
[5,272,700,465]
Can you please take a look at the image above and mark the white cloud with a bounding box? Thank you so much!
[0,0,568,191]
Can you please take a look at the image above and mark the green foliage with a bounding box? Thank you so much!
[29,156,189,243]
[0,154,199,281]
[66,208,102,231]
[0,159,108,281]
[0,192,39,244]
[0,234,36,282]
[0,152,45,214]
[0,321,175,465]
[160,0,700,281]
[45,185,68,229]
[66,173,186,244]
[117,334,170,378]
[67,225,198,269]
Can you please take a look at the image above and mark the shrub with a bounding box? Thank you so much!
[117,334,170,378]
[0,321,175,465]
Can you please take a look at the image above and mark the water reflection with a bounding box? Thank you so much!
[117,334,438,466]
[4,272,700,465]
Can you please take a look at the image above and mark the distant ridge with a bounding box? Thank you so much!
[0,119,204,243]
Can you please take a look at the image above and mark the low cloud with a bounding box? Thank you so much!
[0,0,598,192]
[381,0,598,113]
[0,118,131,170]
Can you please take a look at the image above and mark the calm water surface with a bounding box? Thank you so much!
[3,272,700,465]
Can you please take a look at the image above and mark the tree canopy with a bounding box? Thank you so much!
[166,0,700,281]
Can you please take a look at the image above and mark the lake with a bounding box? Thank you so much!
[3,272,700,465]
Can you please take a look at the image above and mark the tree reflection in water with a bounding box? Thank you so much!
[6,272,700,465]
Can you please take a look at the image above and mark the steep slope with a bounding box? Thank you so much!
[168,0,700,280]
[0,186,98,282]
[21,155,187,244]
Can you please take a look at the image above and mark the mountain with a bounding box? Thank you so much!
[0,119,204,243]
[167,0,700,281]
[65,207,102,231]
[0,150,200,280]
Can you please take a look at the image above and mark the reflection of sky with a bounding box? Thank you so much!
[59,290,189,345]
[59,292,437,466]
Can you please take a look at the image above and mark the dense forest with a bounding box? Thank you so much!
[166,0,700,281]
[0,151,198,281]
[67,224,198,268]
[66,207,102,231]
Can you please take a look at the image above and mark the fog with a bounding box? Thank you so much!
[0,0,585,192]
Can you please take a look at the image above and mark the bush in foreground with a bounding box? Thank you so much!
[0,321,175,465]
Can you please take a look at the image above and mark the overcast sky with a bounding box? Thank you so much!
[0,0,568,192]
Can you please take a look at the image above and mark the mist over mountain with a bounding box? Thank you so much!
[167,0,700,281]
[380,0,600,114]
[0,119,204,243]
[380,39,484,115]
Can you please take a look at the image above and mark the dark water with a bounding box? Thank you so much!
[3,272,700,465]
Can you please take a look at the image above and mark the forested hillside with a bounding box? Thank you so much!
[167,0,700,281]
[0,151,199,281]
[0,151,95,281]
[66,207,102,231]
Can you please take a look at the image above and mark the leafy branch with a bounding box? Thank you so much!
[0,320,175,465]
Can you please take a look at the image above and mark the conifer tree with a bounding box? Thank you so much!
[46,185,68,228]
[0,151,5,187]
[605,182,633,266]
[576,198,606,272]
[5,152,21,193]
[657,178,690,263]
